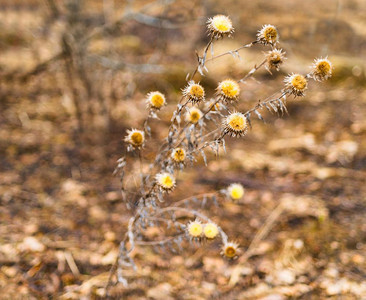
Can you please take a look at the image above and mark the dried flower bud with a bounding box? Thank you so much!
[124,129,145,148]
[266,48,286,71]
[146,91,166,110]
[221,241,240,259]
[223,112,248,137]
[217,79,240,102]
[183,81,205,104]
[227,183,245,200]
[171,148,186,163]
[311,57,333,81]
[207,15,234,39]
[257,24,279,45]
[185,107,203,124]
[284,73,308,97]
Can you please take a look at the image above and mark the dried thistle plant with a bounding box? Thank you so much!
[108,14,333,291]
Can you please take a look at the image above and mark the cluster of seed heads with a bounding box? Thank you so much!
[115,14,333,286]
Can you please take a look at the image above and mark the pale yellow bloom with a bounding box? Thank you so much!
[284,73,308,97]
[228,183,245,200]
[217,79,240,102]
[223,113,248,137]
[311,57,333,81]
[183,81,205,104]
[185,107,203,124]
[124,129,145,148]
[207,15,234,39]
[204,223,219,239]
[146,91,166,109]
[155,172,176,191]
[187,220,203,238]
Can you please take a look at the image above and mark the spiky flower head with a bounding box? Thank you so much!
[155,172,176,192]
[257,24,279,45]
[146,91,166,110]
[311,57,333,81]
[124,129,145,148]
[284,73,308,97]
[204,223,219,239]
[221,241,240,259]
[223,112,248,137]
[187,220,203,238]
[183,81,205,104]
[171,147,186,163]
[185,107,203,124]
[207,15,234,39]
[265,48,286,71]
[217,79,240,102]
[227,183,245,200]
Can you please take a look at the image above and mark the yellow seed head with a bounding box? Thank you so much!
[183,81,205,103]
[146,91,166,109]
[124,129,145,148]
[155,172,176,191]
[312,57,333,81]
[187,220,203,238]
[171,147,186,163]
[284,73,308,97]
[207,15,234,39]
[228,183,245,200]
[223,112,248,137]
[257,24,279,45]
[221,242,239,259]
[204,223,219,239]
[217,79,240,102]
[185,107,203,124]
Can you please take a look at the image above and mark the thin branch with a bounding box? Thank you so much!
[205,41,257,63]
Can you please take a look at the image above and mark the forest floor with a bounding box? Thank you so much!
[1,1,366,299]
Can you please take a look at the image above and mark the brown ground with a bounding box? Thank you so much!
[0,1,366,299]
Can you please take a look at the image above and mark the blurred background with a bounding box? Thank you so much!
[0,0,365,298]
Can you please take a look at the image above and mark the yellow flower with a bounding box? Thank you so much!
[185,107,203,124]
[183,81,205,104]
[207,15,234,39]
[221,241,239,259]
[227,183,245,200]
[146,91,166,110]
[265,48,286,71]
[257,24,279,45]
[284,73,308,97]
[171,148,186,163]
[187,220,203,238]
[124,129,145,148]
[223,112,248,137]
[204,223,219,239]
[155,172,176,191]
[311,57,333,81]
[217,79,240,102]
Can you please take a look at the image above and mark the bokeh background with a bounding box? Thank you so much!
[1,0,365,299]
